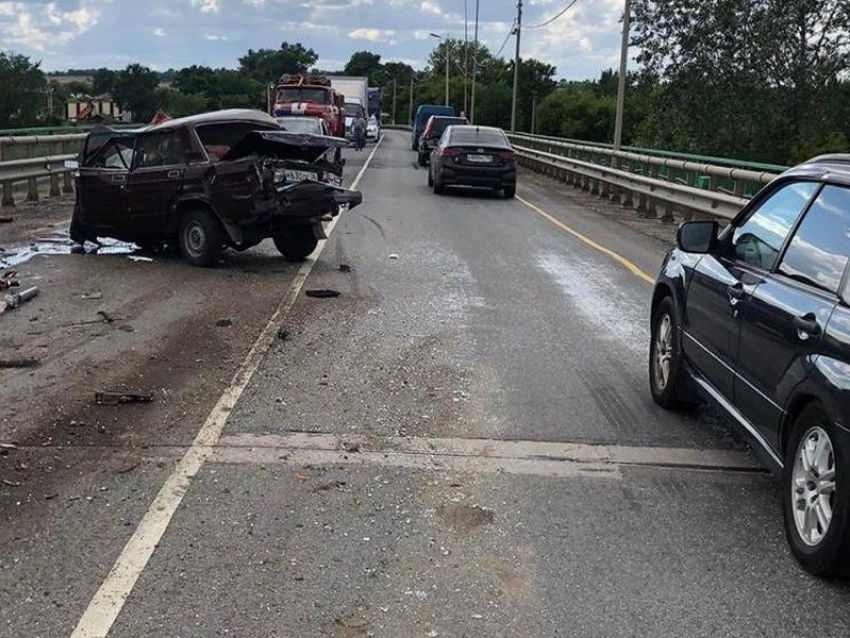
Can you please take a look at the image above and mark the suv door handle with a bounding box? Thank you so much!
[167,169,182,179]
[727,283,744,306]
[793,314,821,340]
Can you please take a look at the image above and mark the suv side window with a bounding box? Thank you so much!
[135,132,186,169]
[778,185,850,294]
[730,181,818,270]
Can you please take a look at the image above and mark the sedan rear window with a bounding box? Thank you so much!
[449,128,509,147]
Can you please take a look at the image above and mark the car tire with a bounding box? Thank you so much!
[418,153,427,167]
[783,403,850,578]
[433,177,445,195]
[503,185,516,199]
[428,170,434,187]
[178,208,224,267]
[273,226,319,262]
[648,296,692,408]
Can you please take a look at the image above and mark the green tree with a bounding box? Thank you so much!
[537,84,616,142]
[154,87,208,118]
[238,42,318,83]
[92,68,116,95]
[344,51,382,79]
[112,64,160,122]
[0,52,46,127]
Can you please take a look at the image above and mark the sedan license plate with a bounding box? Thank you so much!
[284,169,319,182]
[466,154,493,163]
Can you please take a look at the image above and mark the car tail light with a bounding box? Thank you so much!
[423,122,433,140]
[440,147,461,158]
[498,151,516,162]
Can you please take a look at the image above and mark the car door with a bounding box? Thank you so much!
[127,130,188,235]
[77,136,134,232]
[735,184,850,450]
[682,181,819,401]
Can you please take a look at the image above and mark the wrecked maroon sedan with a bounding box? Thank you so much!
[70,109,361,266]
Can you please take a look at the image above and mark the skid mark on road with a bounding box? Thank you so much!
[69,138,385,638]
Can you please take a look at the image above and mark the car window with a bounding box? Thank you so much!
[730,181,818,270]
[196,122,263,161]
[277,118,321,134]
[135,132,186,169]
[449,128,509,147]
[84,137,134,170]
[778,185,850,293]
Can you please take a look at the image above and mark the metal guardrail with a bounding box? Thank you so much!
[514,145,752,221]
[0,134,86,206]
[507,133,781,202]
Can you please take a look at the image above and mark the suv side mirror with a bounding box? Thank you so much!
[677,220,718,253]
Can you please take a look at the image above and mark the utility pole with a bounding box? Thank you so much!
[392,78,397,124]
[510,0,523,134]
[531,91,537,134]
[463,0,468,117]
[613,0,631,151]
[445,38,451,107]
[470,0,479,124]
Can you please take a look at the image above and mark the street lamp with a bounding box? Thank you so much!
[430,33,450,107]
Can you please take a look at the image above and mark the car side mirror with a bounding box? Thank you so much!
[677,221,718,253]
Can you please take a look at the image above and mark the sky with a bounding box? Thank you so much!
[0,0,629,80]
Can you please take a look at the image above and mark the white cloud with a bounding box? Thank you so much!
[190,0,219,14]
[0,1,101,51]
[420,1,441,16]
[204,32,228,40]
[154,27,166,37]
[348,27,395,42]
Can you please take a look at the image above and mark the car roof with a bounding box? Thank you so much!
[447,125,505,135]
[146,109,278,131]
[779,154,850,189]
[430,116,466,122]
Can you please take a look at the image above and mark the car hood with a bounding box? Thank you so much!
[222,130,349,163]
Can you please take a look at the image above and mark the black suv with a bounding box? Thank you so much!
[649,155,850,577]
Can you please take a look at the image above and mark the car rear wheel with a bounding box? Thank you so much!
[427,169,434,187]
[783,404,850,577]
[649,296,692,408]
[179,208,224,267]
[418,152,428,167]
[503,185,516,199]
[274,226,319,262]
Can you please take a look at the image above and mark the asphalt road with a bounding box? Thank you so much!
[3,130,850,637]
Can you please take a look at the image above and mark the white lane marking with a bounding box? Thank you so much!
[216,432,763,473]
[69,136,384,638]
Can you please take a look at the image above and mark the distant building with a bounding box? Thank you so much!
[65,95,123,121]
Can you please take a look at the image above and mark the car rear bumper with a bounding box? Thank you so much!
[438,164,516,188]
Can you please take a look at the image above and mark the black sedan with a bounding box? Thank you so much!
[428,125,516,199]
[649,154,850,577]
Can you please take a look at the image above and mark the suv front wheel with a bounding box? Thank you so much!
[783,403,850,577]
[274,226,319,261]
[179,208,225,267]
[649,296,692,408]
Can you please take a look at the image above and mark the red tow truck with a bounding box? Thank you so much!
[270,74,345,138]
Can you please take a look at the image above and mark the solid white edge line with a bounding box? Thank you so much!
[69,136,385,638]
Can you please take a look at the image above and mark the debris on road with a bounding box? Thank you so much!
[0,270,19,291]
[338,263,351,272]
[1,286,39,314]
[94,391,154,405]
[118,324,135,333]
[389,253,399,259]
[2,479,21,487]
[0,442,18,451]
[277,327,289,341]
[312,479,347,493]
[0,216,13,224]
[216,318,233,327]
[305,289,341,298]
[116,462,140,474]
[128,255,154,263]
[96,310,114,323]
[342,440,362,453]
[81,292,103,300]
[0,357,40,369]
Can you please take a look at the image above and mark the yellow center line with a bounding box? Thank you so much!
[516,194,655,285]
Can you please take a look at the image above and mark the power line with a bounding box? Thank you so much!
[525,0,579,30]
[492,19,516,58]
